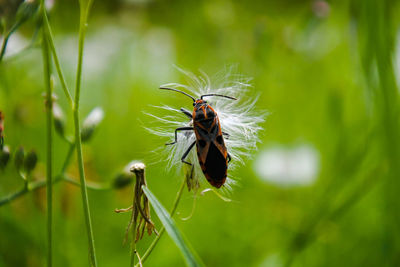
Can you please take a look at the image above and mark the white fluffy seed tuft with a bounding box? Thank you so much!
[146,67,266,191]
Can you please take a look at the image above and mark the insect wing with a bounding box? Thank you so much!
[194,115,228,188]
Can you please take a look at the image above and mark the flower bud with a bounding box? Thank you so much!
[14,146,25,173]
[112,161,142,189]
[81,107,104,142]
[0,145,10,170]
[53,103,66,138]
[15,0,39,25]
[112,172,134,189]
[24,149,38,174]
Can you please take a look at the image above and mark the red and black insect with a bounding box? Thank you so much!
[160,87,236,188]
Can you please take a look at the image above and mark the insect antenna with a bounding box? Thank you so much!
[159,87,196,102]
[201,94,237,100]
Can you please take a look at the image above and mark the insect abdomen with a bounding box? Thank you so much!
[202,142,227,188]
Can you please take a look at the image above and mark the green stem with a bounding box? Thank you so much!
[63,175,110,191]
[0,142,105,207]
[138,178,186,265]
[0,32,11,62]
[73,111,97,267]
[0,175,109,207]
[41,10,73,107]
[61,143,75,173]
[73,1,97,266]
[0,23,20,62]
[0,186,28,206]
[40,2,53,265]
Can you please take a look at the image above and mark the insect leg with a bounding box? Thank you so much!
[227,153,231,163]
[181,141,196,165]
[222,132,230,139]
[180,108,192,119]
[166,127,193,145]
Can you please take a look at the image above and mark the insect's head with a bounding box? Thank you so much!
[193,99,207,107]
[159,87,237,106]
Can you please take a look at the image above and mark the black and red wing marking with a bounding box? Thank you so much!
[193,104,228,188]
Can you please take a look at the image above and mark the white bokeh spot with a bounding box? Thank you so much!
[254,144,320,187]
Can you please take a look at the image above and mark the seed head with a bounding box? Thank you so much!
[147,67,266,192]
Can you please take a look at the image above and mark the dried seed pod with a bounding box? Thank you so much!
[115,162,156,244]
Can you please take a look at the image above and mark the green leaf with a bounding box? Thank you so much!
[142,186,204,267]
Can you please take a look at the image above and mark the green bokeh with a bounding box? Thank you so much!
[1,0,400,266]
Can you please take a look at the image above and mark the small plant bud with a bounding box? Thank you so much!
[113,161,142,189]
[81,107,104,142]
[53,103,66,138]
[112,172,134,189]
[14,146,25,173]
[15,0,39,25]
[24,149,38,174]
[0,145,10,170]
[45,0,55,11]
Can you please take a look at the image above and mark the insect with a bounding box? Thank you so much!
[160,87,236,188]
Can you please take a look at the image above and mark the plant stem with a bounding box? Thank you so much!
[0,186,29,206]
[73,111,97,267]
[130,187,138,267]
[0,140,73,207]
[0,140,108,208]
[41,10,73,107]
[0,174,110,207]
[61,143,75,173]
[0,32,12,62]
[138,178,186,265]
[63,175,110,190]
[40,1,53,265]
[0,23,20,62]
[73,0,97,266]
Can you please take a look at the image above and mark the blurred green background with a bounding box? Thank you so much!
[1,0,400,266]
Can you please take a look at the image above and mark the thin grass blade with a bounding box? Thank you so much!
[142,186,204,267]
